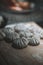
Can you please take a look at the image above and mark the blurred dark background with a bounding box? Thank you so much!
[0,0,43,27]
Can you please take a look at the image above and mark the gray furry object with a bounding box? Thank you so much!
[2,23,41,49]
[14,24,40,46]
[27,25,43,39]
[2,27,28,49]
[12,30,29,49]
[14,23,28,32]
[14,23,43,39]
[17,30,40,46]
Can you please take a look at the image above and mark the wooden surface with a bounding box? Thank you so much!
[0,22,43,65]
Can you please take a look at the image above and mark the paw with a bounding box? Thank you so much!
[12,37,28,49]
[28,35,40,46]
[2,27,14,42]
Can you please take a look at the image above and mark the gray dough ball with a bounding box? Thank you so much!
[12,37,28,49]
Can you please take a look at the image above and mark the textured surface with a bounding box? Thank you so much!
[0,40,43,65]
